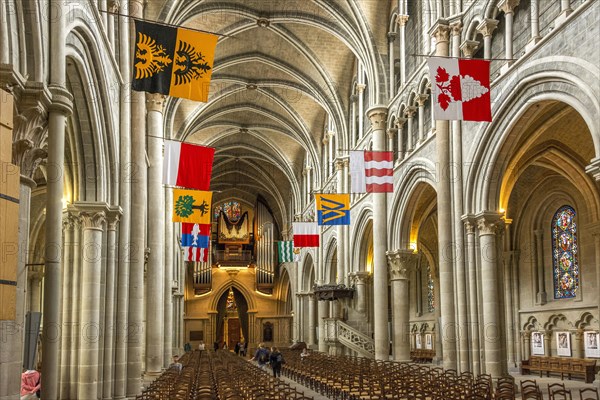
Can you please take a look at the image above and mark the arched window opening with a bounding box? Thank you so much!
[552,205,579,299]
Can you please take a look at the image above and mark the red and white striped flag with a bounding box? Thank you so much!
[427,57,491,122]
[350,150,394,193]
[183,246,208,262]
[293,222,319,247]
[163,139,215,190]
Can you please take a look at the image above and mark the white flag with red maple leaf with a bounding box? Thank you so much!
[427,57,492,122]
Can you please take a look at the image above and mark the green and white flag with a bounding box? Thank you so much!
[278,241,296,263]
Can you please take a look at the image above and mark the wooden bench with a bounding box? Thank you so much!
[410,349,435,363]
[521,356,597,383]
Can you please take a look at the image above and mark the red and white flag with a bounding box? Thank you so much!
[163,140,215,190]
[183,246,208,262]
[428,57,491,122]
[293,222,319,247]
[350,150,393,193]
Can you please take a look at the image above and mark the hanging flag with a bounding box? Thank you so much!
[181,223,211,248]
[350,150,394,193]
[163,140,214,190]
[293,222,319,247]
[183,246,208,262]
[173,189,212,223]
[316,193,350,226]
[132,19,218,102]
[277,241,295,263]
[427,57,491,122]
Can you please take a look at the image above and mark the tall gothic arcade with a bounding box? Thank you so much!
[0,0,599,399]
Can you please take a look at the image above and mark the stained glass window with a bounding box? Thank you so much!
[214,201,241,222]
[552,206,579,299]
[226,287,237,311]
[427,265,435,313]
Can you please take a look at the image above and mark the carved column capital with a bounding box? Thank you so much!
[498,0,520,14]
[349,271,371,285]
[404,106,417,119]
[394,117,407,129]
[108,0,120,13]
[387,32,397,42]
[386,249,418,281]
[334,158,345,171]
[48,85,74,116]
[477,19,499,37]
[416,94,429,107]
[146,93,165,113]
[450,21,463,37]
[462,214,477,234]
[355,83,366,93]
[386,128,397,140]
[428,19,451,43]
[396,14,409,27]
[80,211,107,230]
[366,106,388,131]
[460,40,480,58]
[475,212,502,236]
[107,207,123,231]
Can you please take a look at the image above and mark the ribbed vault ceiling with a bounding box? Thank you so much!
[145,0,388,229]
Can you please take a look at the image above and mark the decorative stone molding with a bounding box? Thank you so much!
[460,40,480,58]
[334,158,345,171]
[313,283,354,301]
[145,93,165,113]
[386,249,417,281]
[396,14,409,27]
[366,106,387,131]
[477,19,499,38]
[498,0,520,14]
[48,85,74,116]
[428,19,451,43]
[108,0,120,13]
[107,206,123,231]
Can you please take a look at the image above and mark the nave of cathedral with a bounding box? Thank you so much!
[0,0,599,399]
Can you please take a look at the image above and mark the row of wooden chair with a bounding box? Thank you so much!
[519,379,598,400]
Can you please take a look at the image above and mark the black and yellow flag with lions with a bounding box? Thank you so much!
[132,20,218,102]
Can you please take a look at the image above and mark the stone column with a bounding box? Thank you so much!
[534,229,547,304]
[164,188,174,368]
[395,118,406,161]
[146,93,165,374]
[356,84,366,139]
[68,214,82,398]
[127,0,146,395]
[430,19,456,370]
[367,106,389,360]
[397,15,409,86]
[503,248,517,370]
[308,294,316,347]
[318,297,329,353]
[387,129,396,156]
[574,330,584,359]
[42,5,73,391]
[543,331,551,357]
[451,21,469,374]
[343,158,351,285]
[78,210,107,400]
[0,0,8,63]
[387,250,417,362]
[464,217,481,374]
[527,0,541,48]
[559,0,572,18]
[107,0,119,49]
[404,107,416,153]
[522,331,531,360]
[350,271,370,314]
[114,1,131,397]
[388,32,396,97]
[477,212,504,377]
[416,95,428,145]
[60,214,75,397]
[477,19,499,60]
[103,210,121,399]
[498,0,519,67]
[335,159,346,284]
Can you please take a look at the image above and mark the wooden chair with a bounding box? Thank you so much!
[551,389,573,400]
[580,388,600,400]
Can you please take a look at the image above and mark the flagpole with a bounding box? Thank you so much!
[411,53,516,61]
[96,8,237,38]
